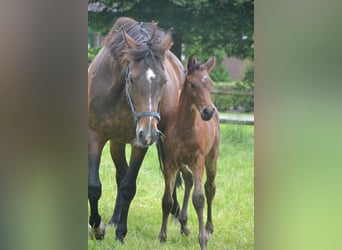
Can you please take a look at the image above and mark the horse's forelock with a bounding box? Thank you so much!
[105,18,167,64]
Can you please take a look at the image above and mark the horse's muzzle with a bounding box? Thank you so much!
[136,127,159,147]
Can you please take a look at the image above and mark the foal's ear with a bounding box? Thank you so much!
[203,56,216,73]
[160,29,173,54]
[187,55,197,72]
[122,29,137,49]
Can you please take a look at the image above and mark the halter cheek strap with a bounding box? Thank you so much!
[125,67,161,122]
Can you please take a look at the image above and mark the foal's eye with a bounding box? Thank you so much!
[190,83,196,89]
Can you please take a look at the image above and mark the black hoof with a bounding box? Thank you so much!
[115,236,124,244]
[115,225,127,244]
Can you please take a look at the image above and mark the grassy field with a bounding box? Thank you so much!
[88,123,254,249]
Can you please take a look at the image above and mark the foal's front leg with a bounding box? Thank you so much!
[159,164,177,243]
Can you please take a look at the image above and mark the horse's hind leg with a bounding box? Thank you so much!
[88,129,106,239]
[159,165,177,243]
[204,154,218,235]
[179,167,193,236]
[108,141,128,226]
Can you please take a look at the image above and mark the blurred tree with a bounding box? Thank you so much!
[88,0,254,60]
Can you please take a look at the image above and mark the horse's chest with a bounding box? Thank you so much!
[89,98,136,141]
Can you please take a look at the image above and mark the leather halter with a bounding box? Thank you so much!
[125,67,161,123]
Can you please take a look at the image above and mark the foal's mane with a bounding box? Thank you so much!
[105,17,168,64]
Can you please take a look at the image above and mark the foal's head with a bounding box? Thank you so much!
[185,55,216,121]
[121,24,172,147]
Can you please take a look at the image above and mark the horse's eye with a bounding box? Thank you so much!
[128,75,134,85]
[190,83,196,89]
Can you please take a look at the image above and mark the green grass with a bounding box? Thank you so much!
[88,124,254,249]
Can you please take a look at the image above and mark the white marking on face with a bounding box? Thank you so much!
[145,68,156,134]
[146,68,156,84]
[201,75,207,83]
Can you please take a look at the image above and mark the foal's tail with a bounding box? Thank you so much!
[156,138,182,218]
[156,138,182,188]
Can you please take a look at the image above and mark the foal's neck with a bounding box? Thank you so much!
[175,90,198,129]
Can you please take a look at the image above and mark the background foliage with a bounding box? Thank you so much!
[88,0,254,110]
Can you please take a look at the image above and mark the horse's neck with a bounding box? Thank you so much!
[174,90,198,129]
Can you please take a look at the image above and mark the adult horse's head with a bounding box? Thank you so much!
[105,19,173,147]
[185,55,217,121]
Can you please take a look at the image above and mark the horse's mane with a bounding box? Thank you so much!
[105,17,168,64]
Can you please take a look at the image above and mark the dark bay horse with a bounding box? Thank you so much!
[157,55,220,250]
[88,17,184,242]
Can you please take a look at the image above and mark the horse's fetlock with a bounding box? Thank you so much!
[89,215,102,228]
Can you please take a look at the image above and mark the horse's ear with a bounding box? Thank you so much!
[187,55,197,72]
[160,29,173,53]
[122,29,137,49]
[203,56,216,73]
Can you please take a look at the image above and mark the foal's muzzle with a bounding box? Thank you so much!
[200,106,215,121]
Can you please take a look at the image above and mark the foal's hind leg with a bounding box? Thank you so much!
[170,171,182,218]
[88,129,106,239]
[108,141,128,226]
[204,154,217,235]
[179,167,193,236]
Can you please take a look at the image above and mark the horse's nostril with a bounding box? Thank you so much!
[138,130,144,140]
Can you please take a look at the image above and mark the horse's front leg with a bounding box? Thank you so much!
[115,146,147,242]
[88,129,106,239]
[108,141,128,226]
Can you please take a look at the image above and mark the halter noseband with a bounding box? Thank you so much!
[125,67,161,123]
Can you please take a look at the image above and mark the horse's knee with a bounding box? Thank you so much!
[116,167,128,184]
[120,182,136,202]
[192,192,205,210]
